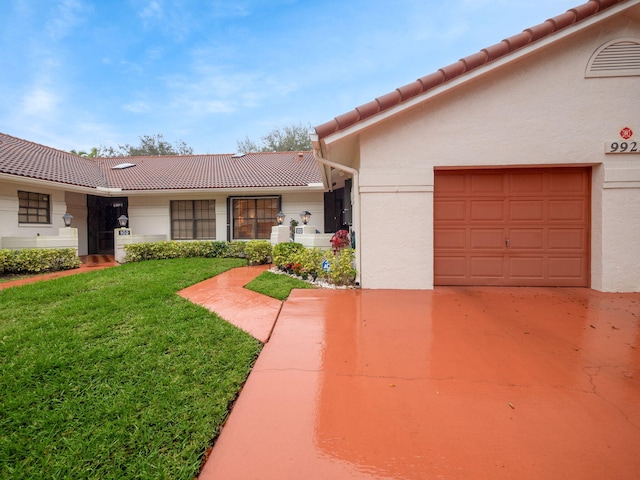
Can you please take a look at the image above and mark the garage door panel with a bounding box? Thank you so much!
[508,172,544,194]
[548,257,586,279]
[509,200,544,221]
[470,256,505,278]
[434,200,466,221]
[470,174,504,194]
[509,229,544,249]
[548,199,587,222]
[434,257,467,278]
[471,200,504,221]
[435,229,466,249]
[509,256,544,279]
[436,174,466,194]
[435,168,590,287]
[549,171,588,193]
[470,229,504,249]
[548,228,586,250]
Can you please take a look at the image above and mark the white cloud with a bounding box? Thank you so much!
[22,87,59,116]
[46,0,90,41]
[139,0,163,22]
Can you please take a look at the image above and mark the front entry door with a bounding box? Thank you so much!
[87,195,129,255]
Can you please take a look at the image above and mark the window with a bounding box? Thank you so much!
[18,191,50,224]
[171,200,216,240]
[232,197,279,240]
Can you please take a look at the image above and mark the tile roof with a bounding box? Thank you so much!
[0,133,108,188]
[314,0,629,140]
[96,152,321,191]
[0,132,320,191]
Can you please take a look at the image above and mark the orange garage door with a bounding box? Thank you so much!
[434,168,590,287]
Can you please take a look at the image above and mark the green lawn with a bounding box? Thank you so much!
[244,270,315,300]
[0,258,262,480]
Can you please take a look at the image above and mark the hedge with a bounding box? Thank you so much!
[124,240,272,265]
[0,248,81,275]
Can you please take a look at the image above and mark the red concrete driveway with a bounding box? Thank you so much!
[200,286,640,480]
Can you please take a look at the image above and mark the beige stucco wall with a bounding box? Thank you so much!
[351,14,640,291]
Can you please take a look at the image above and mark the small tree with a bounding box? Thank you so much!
[98,134,193,157]
[70,147,99,158]
[236,123,312,153]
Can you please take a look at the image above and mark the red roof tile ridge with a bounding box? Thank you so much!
[313,0,629,141]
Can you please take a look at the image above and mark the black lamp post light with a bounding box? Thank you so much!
[117,215,129,228]
[276,211,286,225]
[300,210,311,225]
[62,213,73,227]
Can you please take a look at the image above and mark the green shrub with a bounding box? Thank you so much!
[211,241,230,257]
[290,247,324,279]
[225,241,246,258]
[244,240,272,265]
[325,248,357,286]
[272,242,304,268]
[272,243,357,286]
[123,240,253,263]
[0,248,80,275]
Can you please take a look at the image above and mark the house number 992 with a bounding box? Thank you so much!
[606,141,639,154]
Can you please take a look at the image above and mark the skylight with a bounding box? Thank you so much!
[112,162,136,170]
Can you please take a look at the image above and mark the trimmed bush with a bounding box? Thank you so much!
[225,241,247,259]
[272,242,305,269]
[244,240,272,265]
[125,240,232,262]
[123,240,269,263]
[289,247,324,279]
[0,248,81,275]
[272,243,357,286]
[325,248,357,286]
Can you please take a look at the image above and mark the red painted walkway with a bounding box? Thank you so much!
[196,285,640,480]
[178,265,281,343]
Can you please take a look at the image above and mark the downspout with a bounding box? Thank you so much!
[311,137,362,287]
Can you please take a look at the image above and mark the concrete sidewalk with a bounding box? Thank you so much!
[196,286,640,480]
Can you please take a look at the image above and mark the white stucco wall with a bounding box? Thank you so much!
[347,13,640,291]
[126,191,325,241]
[0,178,325,254]
[0,180,71,249]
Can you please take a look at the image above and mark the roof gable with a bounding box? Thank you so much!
[314,0,633,142]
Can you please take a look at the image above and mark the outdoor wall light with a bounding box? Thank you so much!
[62,212,73,227]
[117,215,129,228]
[276,211,285,225]
[300,210,311,225]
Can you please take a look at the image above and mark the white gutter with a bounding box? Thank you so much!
[310,134,361,287]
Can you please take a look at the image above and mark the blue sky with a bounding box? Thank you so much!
[0,0,580,154]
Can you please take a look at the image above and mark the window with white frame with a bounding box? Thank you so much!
[170,200,216,240]
[18,191,50,224]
